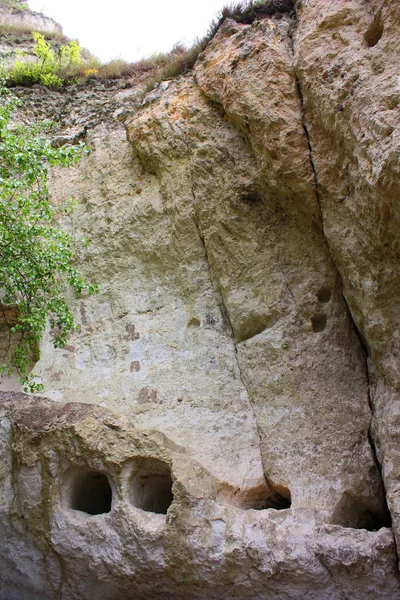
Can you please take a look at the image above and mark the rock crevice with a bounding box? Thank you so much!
[293,54,391,531]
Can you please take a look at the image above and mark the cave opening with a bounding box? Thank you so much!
[70,470,112,516]
[364,11,384,48]
[317,287,331,304]
[130,460,173,515]
[354,508,392,532]
[249,486,291,511]
[332,493,392,532]
[218,483,291,511]
[311,313,327,332]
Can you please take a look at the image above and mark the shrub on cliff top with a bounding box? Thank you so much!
[0,0,28,13]
[5,32,83,87]
[3,0,296,90]
[220,0,295,23]
[141,0,295,91]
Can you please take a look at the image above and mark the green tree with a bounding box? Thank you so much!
[0,85,97,391]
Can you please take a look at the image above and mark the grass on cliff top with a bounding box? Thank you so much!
[220,0,295,23]
[3,0,296,90]
[89,0,295,90]
[0,23,69,43]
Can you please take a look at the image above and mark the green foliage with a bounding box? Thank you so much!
[0,85,97,391]
[32,31,55,64]
[9,59,62,87]
[3,0,295,90]
[6,32,82,88]
[38,71,62,88]
[59,39,81,66]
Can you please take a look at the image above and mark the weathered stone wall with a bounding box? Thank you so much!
[1,392,399,600]
[0,1,399,598]
[293,0,400,551]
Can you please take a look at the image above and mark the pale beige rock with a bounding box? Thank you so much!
[0,1,399,597]
[0,1,61,64]
[0,393,399,600]
[192,18,383,521]
[0,3,60,34]
[28,107,266,494]
[294,0,400,547]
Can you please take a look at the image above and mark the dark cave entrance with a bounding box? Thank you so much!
[70,469,112,515]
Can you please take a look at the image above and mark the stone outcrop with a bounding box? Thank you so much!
[1,392,399,600]
[0,0,399,598]
[0,0,62,64]
[0,1,60,34]
[294,0,400,552]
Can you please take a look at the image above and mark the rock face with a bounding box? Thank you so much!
[0,0,62,64]
[0,1,60,34]
[294,0,400,552]
[1,392,399,600]
[0,1,399,598]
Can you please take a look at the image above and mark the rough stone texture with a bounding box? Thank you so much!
[0,2,60,33]
[0,393,399,600]
[192,14,385,523]
[293,0,400,548]
[32,112,266,494]
[0,1,63,67]
[0,1,400,598]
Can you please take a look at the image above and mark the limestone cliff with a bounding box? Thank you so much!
[0,0,62,63]
[0,1,399,598]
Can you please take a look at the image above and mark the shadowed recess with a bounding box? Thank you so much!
[331,493,392,531]
[364,11,384,47]
[317,288,331,304]
[311,313,327,332]
[70,470,112,515]
[218,482,291,511]
[130,459,173,515]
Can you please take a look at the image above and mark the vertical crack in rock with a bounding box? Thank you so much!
[188,174,246,366]
[188,174,275,495]
[294,76,322,211]
[346,306,394,531]
[194,16,389,517]
[293,68,391,524]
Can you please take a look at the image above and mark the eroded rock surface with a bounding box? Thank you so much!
[0,0,400,598]
[293,0,400,549]
[0,393,399,600]
[0,1,60,34]
[193,14,384,524]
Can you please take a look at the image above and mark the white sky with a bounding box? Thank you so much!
[28,0,231,62]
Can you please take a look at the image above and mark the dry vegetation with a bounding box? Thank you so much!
[91,0,295,90]
[0,23,68,43]
[2,0,295,89]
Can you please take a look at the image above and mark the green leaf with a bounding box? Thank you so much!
[0,84,98,391]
